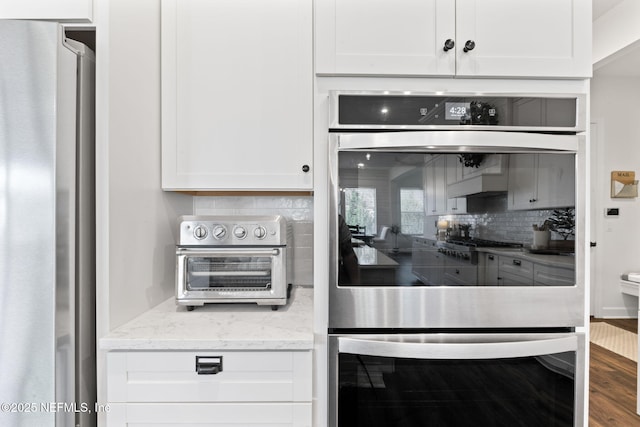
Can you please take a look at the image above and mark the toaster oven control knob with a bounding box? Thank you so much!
[253,226,267,239]
[233,226,247,239]
[212,225,227,240]
[193,225,208,240]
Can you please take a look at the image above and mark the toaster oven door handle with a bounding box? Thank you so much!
[176,248,280,257]
[191,271,270,277]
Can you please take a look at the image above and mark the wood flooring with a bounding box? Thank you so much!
[590,318,640,426]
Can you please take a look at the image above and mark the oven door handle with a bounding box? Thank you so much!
[176,248,281,257]
[338,335,578,360]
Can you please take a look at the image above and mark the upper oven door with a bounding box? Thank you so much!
[328,131,586,329]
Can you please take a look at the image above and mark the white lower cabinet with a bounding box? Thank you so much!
[480,252,574,287]
[106,350,312,426]
[533,263,574,286]
[412,238,444,285]
[507,153,575,210]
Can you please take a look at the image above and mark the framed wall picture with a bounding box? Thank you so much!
[611,171,638,198]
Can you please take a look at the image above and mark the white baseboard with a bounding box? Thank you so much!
[598,306,638,319]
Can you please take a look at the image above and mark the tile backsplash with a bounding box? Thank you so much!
[437,195,575,245]
[194,196,314,286]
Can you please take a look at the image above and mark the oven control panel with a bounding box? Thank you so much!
[177,215,287,246]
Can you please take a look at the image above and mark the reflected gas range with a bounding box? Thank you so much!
[437,238,523,265]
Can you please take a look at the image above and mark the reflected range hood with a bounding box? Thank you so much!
[447,174,508,198]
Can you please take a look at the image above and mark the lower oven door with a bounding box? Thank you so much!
[329,332,584,427]
[176,247,287,305]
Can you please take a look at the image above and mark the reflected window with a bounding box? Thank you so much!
[344,188,377,235]
[400,188,424,235]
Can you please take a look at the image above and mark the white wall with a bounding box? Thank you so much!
[591,75,640,317]
[106,0,192,330]
[593,0,640,66]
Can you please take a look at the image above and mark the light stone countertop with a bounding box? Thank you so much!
[100,286,313,351]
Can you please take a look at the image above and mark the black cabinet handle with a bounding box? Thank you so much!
[488,255,494,260]
[529,198,537,203]
[513,259,521,266]
[196,356,223,375]
[443,39,455,52]
[302,164,310,173]
[590,241,597,247]
[463,40,476,52]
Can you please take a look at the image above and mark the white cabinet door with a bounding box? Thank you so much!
[508,154,575,210]
[106,402,312,426]
[315,0,590,78]
[455,0,591,78]
[445,155,467,214]
[107,350,313,426]
[507,154,537,210]
[425,156,447,215]
[533,263,574,286]
[315,0,455,76]
[0,0,92,21]
[535,154,575,209]
[497,255,534,286]
[161,0,313,191]
[479,252,499,285]
[412,238,443,285]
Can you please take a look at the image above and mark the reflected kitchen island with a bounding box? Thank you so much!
[354,246,400,285]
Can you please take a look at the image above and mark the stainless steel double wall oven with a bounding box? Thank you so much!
[327,92,587,426]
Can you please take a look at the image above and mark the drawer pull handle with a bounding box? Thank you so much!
[196,356,223,375]
[488,255,494,260]
[513,259,521,266]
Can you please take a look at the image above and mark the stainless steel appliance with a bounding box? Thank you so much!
[176,215,291,310]
[0,21,96,426]
[329,91,586,329]
[327,91,587,426]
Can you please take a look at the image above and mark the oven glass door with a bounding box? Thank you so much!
[329,333,584,427]
[334,150,577,288]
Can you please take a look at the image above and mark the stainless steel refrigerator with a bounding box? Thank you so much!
[0,21,96,426]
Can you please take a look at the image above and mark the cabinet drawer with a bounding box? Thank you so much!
[107,351,312,403]
[499,271,534,286]
[498,256,533,285]
[106,402,312,426]
[534,263,575,286]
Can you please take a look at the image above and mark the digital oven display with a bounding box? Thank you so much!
[445,102,470,120]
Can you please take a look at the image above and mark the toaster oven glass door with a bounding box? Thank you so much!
[186,255,273,290]
[178,248,284,292]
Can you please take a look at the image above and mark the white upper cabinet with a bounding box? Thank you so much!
[454,0,590,78]
[315,0,591,78]
[315,0,456,76]
[425,156,447,215]
[0,0,92,21]
[507,153,575,211]
[161,0,313,191]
